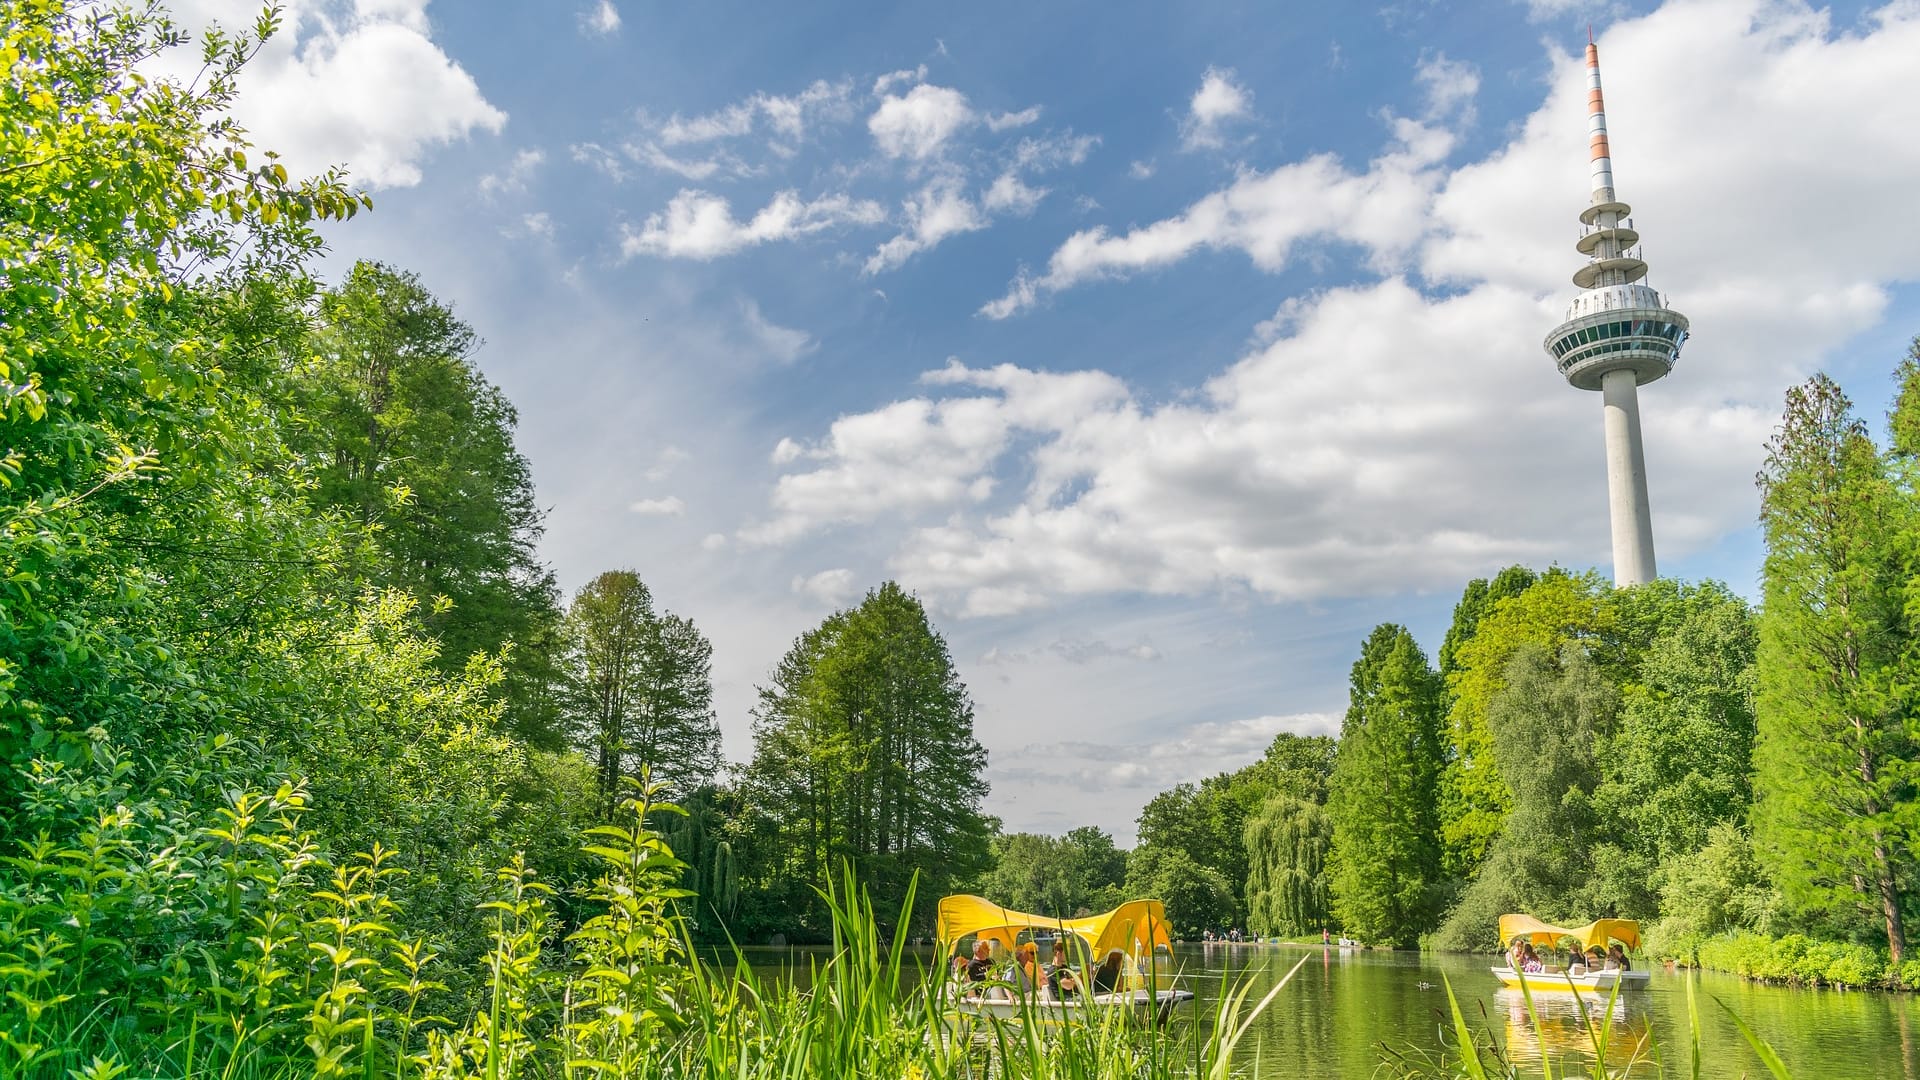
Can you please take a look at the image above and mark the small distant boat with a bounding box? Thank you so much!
[936,894,1195,1024]
[1491,914,1650,992]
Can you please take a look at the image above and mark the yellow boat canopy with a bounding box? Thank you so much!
[1498,914,1642,951]
[935,895,1175,959]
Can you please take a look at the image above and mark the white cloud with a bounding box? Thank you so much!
[621,189,886,260]
[873,65,929,95]
[982,172,1046,215]
[767,1,1920,617]
[869,83,975,160]
[982,114,1452,317]
[792,568,860,606]
[1414,51,1480,123]
[629,496,686,516]
[741,360,1130,546]
[580,0,620,36]
[990,712,1337,798]
[986,106,1043,131]
[513,211,554,239]
[1180,66,1254,150]
[571,141,628,182]
[1128,159,1155,180]
[478,148,544,198]
[980,638,1162,665]
[741,299,817,363]
[700,532,729,552]
[1014,131,1098,171]
[864,176,989,273]
[643,446,690,483]
[166,0,505,189]
[656,79,855,147]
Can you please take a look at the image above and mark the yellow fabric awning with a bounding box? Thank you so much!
[1498,913,1641,951]
[935,895,1175,958]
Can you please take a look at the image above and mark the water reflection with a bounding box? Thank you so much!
[1494,988,1653,1074]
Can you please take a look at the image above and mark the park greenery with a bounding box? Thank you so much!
[0,0,1907,1075]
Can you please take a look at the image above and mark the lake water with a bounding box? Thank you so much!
[739,942,1920,1077]
[1183,942,1920,1078]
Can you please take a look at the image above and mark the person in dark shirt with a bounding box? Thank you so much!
[1607,944,1632,972]
[965,939,993,985]
[1091,949,1126,994]
[1047,940,1079,1000]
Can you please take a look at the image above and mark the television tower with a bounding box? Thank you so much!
[1543,39,1688,587]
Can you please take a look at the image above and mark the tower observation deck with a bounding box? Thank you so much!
[1543,39,1688,587]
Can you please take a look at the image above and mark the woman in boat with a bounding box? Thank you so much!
[1092,949,1126,994]
[1586,945,1606,972]
[1047,940,1079,1000]
[1506,938,1527,971]
[1567,941,1589,977]
[1519,942,1545,974]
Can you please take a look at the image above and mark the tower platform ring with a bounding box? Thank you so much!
[1579,200,1632,226]
[1544,304,1689,391]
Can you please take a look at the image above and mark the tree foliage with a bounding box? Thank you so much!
[744,582,992,934]
[1243,796,1332,937]
[1327,625,1444,947]
[1753,373,1917,962]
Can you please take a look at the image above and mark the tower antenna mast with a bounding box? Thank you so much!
[1542,38,1689,587]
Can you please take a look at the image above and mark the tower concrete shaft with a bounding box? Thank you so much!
[1542,39,1688,588]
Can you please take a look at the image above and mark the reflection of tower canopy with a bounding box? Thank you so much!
[1541,39,1688,588]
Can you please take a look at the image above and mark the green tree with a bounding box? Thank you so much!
[1438,566,1539,680]
[1753,374,1915,962]
[744,582,991,934]
[564,570,721,809]
[1440,570,1609,874]
[1589,582,1758,918]
[1327,625,1445,947]
[1125,845,1237,938]
[296,261,565,745]
[1243,797,1332,937]
[1435,643,1615,951]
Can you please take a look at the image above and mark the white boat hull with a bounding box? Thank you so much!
[951,988,1196,1024]
[1491,966,1650,992]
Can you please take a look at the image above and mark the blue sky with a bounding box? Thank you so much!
[177,0,1920,841]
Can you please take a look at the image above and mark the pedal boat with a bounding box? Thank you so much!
[936,894,1195,1025]
[1492,914,1650,992]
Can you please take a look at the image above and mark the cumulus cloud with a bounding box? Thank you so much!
[864,176,988,273]
[1414,51,1480,123]
[980,638,1162,665]
[621,189,886,259]
[792,568,860,606]
[580,0,620,36]
[982,114,1451,317]
[1180,66,1254,150]
[165,0,504,189]
[762,0,1920,617]
[629,496,686,516]
[739,361,1130,546]
[869,83,975,160]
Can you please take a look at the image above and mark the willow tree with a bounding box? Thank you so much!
[1244,797,1331,937]
[1754,373,1915,963]
[1328,624,1444,948]
[745,582,991,933]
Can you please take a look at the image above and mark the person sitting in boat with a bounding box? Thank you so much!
[1092,949,1127,994]
[1607,944,1632,972]
[965,939,994,997]
[1586,945,1607,972]
[1012,941,1041,995]
[1567,942,1589,977]
[1518,942,1545,974]
[1506,938,1528,971]
[1047,940,1079,1000]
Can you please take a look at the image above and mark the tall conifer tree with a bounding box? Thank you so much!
[1327,624,1445,947]
[1754,374,1914,962]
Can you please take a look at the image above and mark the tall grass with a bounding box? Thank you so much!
[0,772,1289,1079]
